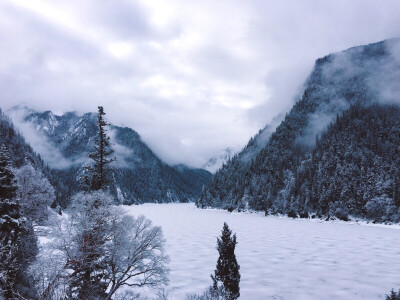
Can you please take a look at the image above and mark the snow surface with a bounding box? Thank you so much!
[123,203,400,300]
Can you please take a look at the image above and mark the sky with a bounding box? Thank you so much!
[1,0,400,167]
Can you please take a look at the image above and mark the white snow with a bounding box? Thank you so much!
[123,203,400,300]
[203,147,236,173]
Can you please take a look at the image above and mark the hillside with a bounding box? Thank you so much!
[198,39,400,222]
[0,108,46,170]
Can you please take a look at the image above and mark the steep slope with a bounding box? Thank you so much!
[199,39,400,221]
[9,107,212,206]
[0,108,45,169]
[289,104,400,221]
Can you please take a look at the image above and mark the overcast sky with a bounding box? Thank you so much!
[1,0,400,167]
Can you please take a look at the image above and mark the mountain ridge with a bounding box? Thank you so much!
[198,38,400,222]
[8,106,212,206]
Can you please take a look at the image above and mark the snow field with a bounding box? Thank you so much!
[123,203,400,300]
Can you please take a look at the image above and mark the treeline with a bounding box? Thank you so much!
[289,104,400,221]
[200,103,400,222]
[198,39,400,222]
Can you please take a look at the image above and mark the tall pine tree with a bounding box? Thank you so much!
[82,106,116,191]
[70,107,116,299]
[211,222,240,300]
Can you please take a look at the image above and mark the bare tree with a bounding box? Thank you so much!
[105,214,169,299]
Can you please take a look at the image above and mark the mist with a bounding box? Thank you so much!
[7,107,77,169]
[108,127,142,169]
[296,38,400,149]
[1,0,400,167]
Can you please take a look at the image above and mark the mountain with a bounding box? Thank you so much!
[198,39,400,222]
[8,107,212,207]
[0,108,45,170]
[203,148,237,173]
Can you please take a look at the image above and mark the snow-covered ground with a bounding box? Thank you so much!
[123,203,400,300]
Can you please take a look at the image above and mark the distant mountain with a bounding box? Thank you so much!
[203,114,284,175]
[8,107,212,207]
[203,148,236,173]
[198,39,400,222]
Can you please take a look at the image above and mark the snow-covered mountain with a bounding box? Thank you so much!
[8,106,212,206]
[199,38,400,222]
[203,147,236,173]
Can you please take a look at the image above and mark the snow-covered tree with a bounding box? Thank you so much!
[105,214,169,299]
[68,106,117,298]
[81,106,116,191]
[386,289,400,300]
[0,144,38,299]
[211,223,240,300]
[66,191,114,299]
[15,164,55,223]
[46,191,169,299]
[0,144,21,297]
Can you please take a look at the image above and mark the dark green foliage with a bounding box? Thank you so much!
[211,223,240,300]
[386,289,400,300]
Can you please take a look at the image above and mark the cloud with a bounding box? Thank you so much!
[108,127,139,168]
[0,0,400,167]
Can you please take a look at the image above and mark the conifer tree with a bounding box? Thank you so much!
[0,144,21,297]
[386,289,400,300]
[70,107,116,299]
[82,106,116,191]
[67,192,112,299]
[0,144,38,299]
[211,222,240,300]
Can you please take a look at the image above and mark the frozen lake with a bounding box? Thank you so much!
[123,203,400,300]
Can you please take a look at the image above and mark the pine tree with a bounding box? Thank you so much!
[211,222,240,300]
[386,289,400,300]
[0,144,21,298]
[67,192,111,299]
[82,106,116,191]
[70,107,116,299]
[0,144,38,299]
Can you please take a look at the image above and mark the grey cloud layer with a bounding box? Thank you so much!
[1,0,400,167]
